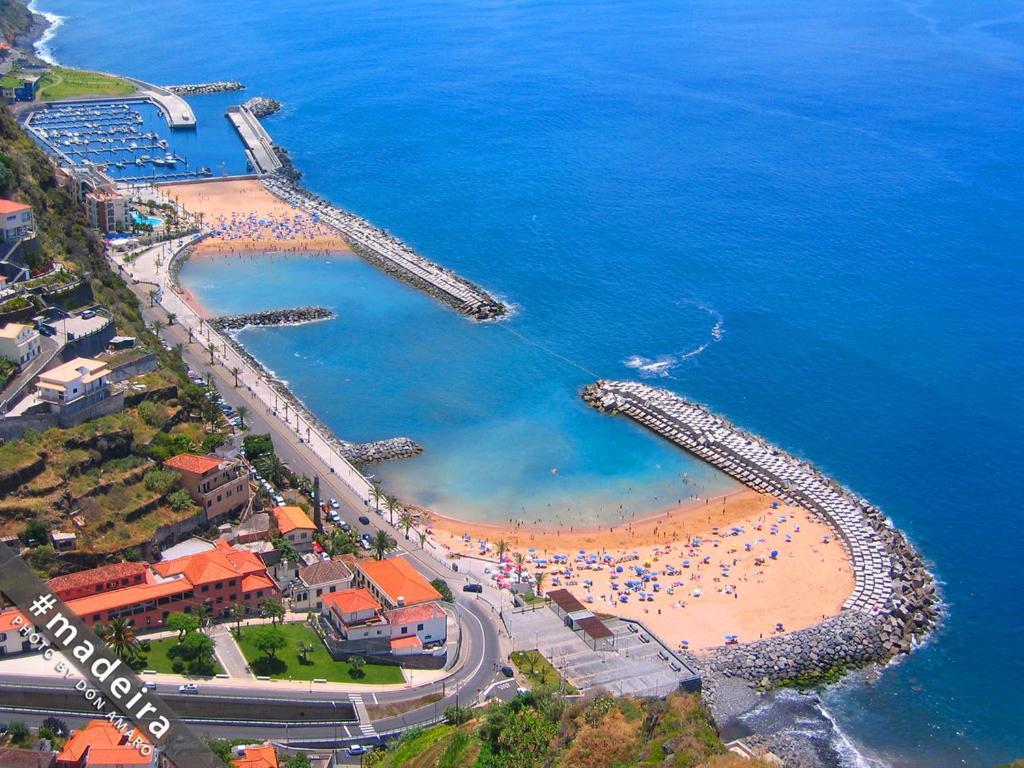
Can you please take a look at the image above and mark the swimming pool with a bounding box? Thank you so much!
[130,210,164,228]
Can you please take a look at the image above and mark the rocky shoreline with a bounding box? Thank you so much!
[209,306,335,332]
[582,380,939,691]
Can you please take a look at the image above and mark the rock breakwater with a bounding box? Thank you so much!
[243,96,282,118]
[209,306,335,332]
[166,81,244,95]
[263,175,508,321]
[582,379,939,684]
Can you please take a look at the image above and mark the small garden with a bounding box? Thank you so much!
[510,650,577,694]
[234,620,404,685]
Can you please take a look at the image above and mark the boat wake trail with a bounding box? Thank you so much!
[623,304,724,377]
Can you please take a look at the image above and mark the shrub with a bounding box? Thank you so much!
[171,659,185,674]
[444,704,471,725]
[167,488,194,513]
[143,468,179,495]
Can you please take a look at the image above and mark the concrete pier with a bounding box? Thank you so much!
[226,105,283,175]
[263,176,508,321]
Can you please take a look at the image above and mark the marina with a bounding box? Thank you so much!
[24,101,214,182]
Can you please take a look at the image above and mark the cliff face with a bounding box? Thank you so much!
[0,0,32,46]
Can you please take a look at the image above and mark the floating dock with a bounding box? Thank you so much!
[263,176,508,320]
[226,105,283,175]
[582,380,894,614]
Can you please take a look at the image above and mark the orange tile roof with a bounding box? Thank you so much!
[164,453,222,475]
[240,573,275,593]
[322,588,380,616]
[64,577,187,617]
[0,199,30,215]
[273,505,315,535]
[358,556,442,607]
[49,562,149,596]
[232,745,278,768]
[58,720,150,765]
[0,609,26,632]
[155,540,266,587]
[390,635,422,650]
[385,602,445,625]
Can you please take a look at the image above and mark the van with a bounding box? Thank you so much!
[462,583,483,593]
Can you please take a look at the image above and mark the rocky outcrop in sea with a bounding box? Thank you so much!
[166,81,244,95]
[244,96,282,118]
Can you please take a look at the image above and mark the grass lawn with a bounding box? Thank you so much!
[510,649,578,694]
[37,67,136,100]
[138,636,223,677]
[234,622,405,685]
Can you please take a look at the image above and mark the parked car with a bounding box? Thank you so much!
[516,687,529,696]
[358,515,370,525]
[330,498,339,509]
[178,683,198,694]
[345,745,367,757]
[500,665,514,678]
[463,583,483,593]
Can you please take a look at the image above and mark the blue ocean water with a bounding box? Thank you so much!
[33,0,1023,765]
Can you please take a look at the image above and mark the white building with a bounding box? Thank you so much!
[0,199,33,241]
[0,322,41,367]
[35,356,113,420]
[0,610,28,657]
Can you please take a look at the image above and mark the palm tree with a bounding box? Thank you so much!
[513,552,527,582]
[495,539,510,563]
[384,495,400,527]
[369,483,384,515]
[372,529,396,560]
[207,343,216,364]
[231,602,246,638]
[193,603,212,632]
[231,367,241,387]
[256,453,287,487]
[236,405,249,430]
[533,571,548,597]
[187,326,194,344]
[297,641,315,664]
[149,320,162,338]
[166,313,176,327]
[398,509,415,540]
[101,617,139,662]
[172,343,185,360]
[148,288,157,307]
[417,530,428,550]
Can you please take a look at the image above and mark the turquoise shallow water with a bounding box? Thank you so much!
[33,0,1024,764]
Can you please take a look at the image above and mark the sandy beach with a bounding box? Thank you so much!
[428,489,854,653]
[161,178,352,254]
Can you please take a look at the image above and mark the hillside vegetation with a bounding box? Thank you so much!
[0,0,32,45]
[37,67,137,101]
[367,691,774,768]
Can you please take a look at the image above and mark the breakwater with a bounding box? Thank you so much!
[582,380,939,684]
[209,306,335,332]
[166,81,244,95]
[226,105,283,175]
[243,96,282,118]
[263,175,509,321]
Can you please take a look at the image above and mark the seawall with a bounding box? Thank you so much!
[263,175,508,321]
[166,81,244,95]
[226,104,283,175]
[582,380,939,685]
[209,306,335,332]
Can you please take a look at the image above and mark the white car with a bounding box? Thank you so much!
[330,498,339,509]
[516,686,529,696]
[178,683,198,694]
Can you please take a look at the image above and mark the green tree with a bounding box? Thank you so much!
[178,630,215,673]
[243,433,274,461]
[431,578,454,603]
[347,655,366,678]
[533,572,547,597]
[495,539,510,562]
[5,721,29,745]
[418,530,428,550]
[231,367,241,387]
[167,488,194,512]
[282,755,310,768]
[259,597,285,626]
[207,343,216,364]
[369,483,384,514]
[193,603,213,632]
[166,612,200,640]
[236,404,249,430]
[399,509,415,540]
[21,518,48,545]
[372,529,396,561]
[256,453,288,487]
[250,625,286,661]
[272,536,299,564]
[166,312,176,326]
[102,617,140,662]
[231,602,246,638]
[384,494,400,526]
[297,640,315,665]
[514,551,527,582]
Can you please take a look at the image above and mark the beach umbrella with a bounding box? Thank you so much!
[770,550,779,559]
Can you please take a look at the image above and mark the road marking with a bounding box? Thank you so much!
[370,692,377,705]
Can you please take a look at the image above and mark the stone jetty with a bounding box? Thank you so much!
[209,306,335,332]
[166,81,244,95]
[263,175,508,321]
[243,96,282,119]
[582,380,939,684]
[339,437,422,464]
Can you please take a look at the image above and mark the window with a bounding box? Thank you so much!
[201,585,209,593]
[417,623,424,631]
[401,627,408,635]
[316,588,322,597]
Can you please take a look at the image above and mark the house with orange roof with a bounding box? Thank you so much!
[356,555,443,609]
[0,199,33,242]
[56,720,155,768]
[0,609,30,657]
[272,505,316,552]
[48,561,150,601]
[164,453,251,525]
[320,580,447,655]
[230,744,278,768]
